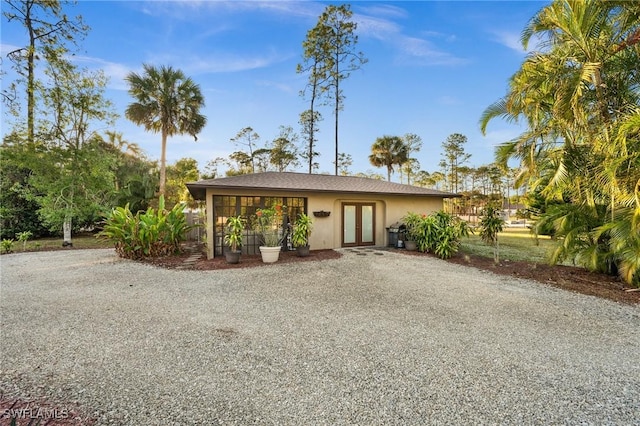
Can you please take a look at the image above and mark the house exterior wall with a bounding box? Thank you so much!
[203,187,444,259]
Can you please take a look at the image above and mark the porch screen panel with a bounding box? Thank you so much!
[213,195,306,256]
[240,196,261,255]
[285,197,306,250]
[361,205,374,243]
[213,196,237,256]
[344,205,356,244]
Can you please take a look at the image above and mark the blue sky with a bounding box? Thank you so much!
[1,1,546,179]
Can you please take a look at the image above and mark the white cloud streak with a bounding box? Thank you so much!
[354,7,467,67]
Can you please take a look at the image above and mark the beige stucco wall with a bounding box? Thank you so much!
[203,187,444,259]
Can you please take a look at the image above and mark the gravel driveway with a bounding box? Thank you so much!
[1,248,639,425]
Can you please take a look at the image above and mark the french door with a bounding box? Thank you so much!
[342,203,375,247]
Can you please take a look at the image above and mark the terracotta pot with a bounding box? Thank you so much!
[259,246,281,263]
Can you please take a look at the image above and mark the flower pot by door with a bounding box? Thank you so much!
[259,246,281,263]
[225,250,241,264]
[296,245,310,257]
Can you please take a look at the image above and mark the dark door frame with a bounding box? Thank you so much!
[341,202,376,247]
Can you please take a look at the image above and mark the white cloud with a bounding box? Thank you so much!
[354,8,467,67]
[0,43,22,56]
[488,29,545,54]
[422,30,457,43]
[354,14,403,41]
[138,0,323,21]
[489,30,526,54]
[255,79,296,95]
[396,37,468,66]
[73,55,132,90]
[356,4,409,20]
[146,50,289,75]
[482,128,523,148]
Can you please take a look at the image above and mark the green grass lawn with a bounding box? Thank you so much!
[460,227,558,263]
[6,233,113,253]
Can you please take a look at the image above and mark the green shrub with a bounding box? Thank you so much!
[99,196,191,259]
[406,210,471,259]
[2,239,14,254]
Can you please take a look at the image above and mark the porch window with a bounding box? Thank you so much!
[213,196,307,256]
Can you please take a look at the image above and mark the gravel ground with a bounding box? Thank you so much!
[1,248,639,425]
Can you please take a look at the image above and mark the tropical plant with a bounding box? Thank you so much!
[165,157,200,209]
[369,135,409,182]
[16,231,32,251]
[480,0,640,286]
[99,196,190,259]
[291,213,313,248]
[402,212,423,242]
[125,64,206,198]
[409,211,471,259]
[223,215,244,252]
[479,204,505,264]
[2,239,14,254]
[254,204,286,247]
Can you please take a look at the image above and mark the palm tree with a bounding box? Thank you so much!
[105,130,142,157]
[480,0,640,285]
[368,136,408,182]
[125,64,206,197]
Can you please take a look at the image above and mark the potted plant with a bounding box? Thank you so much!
[223,215,244,264]
[291,213,313,257]
[402,212,422,251]
[254,204,285,263]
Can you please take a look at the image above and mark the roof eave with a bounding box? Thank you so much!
[186,182,459,200]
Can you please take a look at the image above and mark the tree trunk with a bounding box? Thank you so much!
[159,129,168,197]
[309,90,316,174]
[334,66,339,176]
[27,3,35,144]
[63,215,72,246]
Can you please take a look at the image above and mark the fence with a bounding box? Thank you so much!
[184,210,205,243]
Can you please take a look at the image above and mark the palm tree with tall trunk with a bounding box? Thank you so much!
[125,64,206,197]
[369,136,408,182]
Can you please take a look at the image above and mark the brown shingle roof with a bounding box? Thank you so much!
[186,172,459,200]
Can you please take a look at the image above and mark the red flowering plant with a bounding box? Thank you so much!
[254,204,286,247]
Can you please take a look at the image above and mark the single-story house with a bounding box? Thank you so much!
[186,172,459,259]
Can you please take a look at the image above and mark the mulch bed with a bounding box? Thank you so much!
[141,248,343,270]
[406,250,640,306]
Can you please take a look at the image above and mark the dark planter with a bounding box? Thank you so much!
[296,245,310,257]
[404,240,417,251]
[225,250,241,264]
